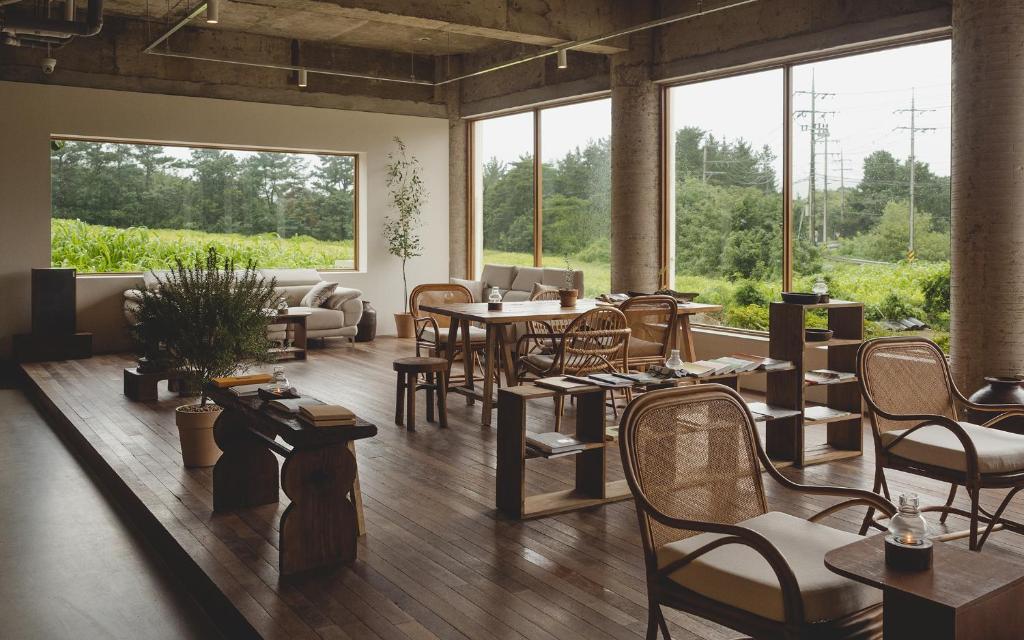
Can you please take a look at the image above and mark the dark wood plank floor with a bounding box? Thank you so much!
[20,338,1024,640]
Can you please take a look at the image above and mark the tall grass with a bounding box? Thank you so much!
[52,219,354,272]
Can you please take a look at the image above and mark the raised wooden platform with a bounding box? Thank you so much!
[20,339,1024,640]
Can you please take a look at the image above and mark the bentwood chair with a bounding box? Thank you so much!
[517,306,631,430]
[619,385,896,640]
[857,336,1024,550]
[409,284,487,385]
[619,295,679,371]
[514,287,573,359]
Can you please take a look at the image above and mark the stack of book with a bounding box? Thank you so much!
[298,404,357,427]
[525,431,587,456]
[804,369,856,385]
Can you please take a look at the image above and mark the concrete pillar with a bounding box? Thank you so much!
[610,28,662,293]
[445,68,469,279]
[950,0,1024,391]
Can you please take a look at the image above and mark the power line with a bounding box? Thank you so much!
[794,68,835,244]
[894,87,937,254]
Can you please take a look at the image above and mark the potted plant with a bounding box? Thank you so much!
[132,248,278,467]
[383,137,425,338]
[559,255,579,307]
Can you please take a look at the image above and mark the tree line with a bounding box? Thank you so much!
[50,140,356,242]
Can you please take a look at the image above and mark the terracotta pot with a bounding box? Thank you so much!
[175,403,223,467]
[558,288,578,308]
[394,312,416,338]
[966,376,1024,429]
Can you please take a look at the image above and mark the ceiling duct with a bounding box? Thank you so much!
[1,0,104,47]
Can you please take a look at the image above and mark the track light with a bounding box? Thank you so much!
[206,0,219,24]
[298,69,308,88]
[556,49,567,69]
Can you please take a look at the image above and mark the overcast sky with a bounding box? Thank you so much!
[476,39,951,197]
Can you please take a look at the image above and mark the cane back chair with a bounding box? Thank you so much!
[857,336,1024,550]
[409,284,487,384]
[515,288,574,359]
[619,295,679,371]
[619,384,895,640]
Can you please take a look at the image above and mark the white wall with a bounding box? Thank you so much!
[0,81,449,355]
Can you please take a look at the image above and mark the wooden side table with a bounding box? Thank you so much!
[825,535,1024,639]
[270,307,312,360]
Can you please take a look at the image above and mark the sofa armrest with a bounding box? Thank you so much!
[324,287,362,310]
[338,297,363,327]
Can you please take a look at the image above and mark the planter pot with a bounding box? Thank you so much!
[394,312,416,338]
[175,403,223,467]
[356,301,377,342]
[558,288,578,308]
[967,376,1024,429]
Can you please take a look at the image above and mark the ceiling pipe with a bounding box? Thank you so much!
[63,0,74,21]
[1,0,102,37]
[141,0,759,87]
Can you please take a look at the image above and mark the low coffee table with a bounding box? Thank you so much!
[270,307,313,360]
[824,534,1024,639]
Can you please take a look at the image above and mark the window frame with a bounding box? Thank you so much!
[49,135,361,276]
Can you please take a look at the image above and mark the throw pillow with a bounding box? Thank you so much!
[530,282,560,300]
[301,281,338,308]
[450,277,485,302]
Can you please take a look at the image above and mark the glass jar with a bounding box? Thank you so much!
[664,349,684,371]
[889,493,929,546]
[488,287,502,304]
[812,278,828,298]
[266,365,290,394]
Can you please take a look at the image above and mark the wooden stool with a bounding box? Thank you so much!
[393,357,448,431]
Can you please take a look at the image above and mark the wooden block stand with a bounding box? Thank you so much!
[765,300,864,468]
[496,384,630,519]
[123,366,179,401]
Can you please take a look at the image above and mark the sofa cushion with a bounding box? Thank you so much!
[142,270,169,291]
[542,267,582,291]
[306,307,346,332]
[629,337,664,358]
[324,287,362,310]
[511,267,544,292]
[657,511,879,623]
[260,268,322,287]
[277,285,309,307]
[502,290,530,303]
[880,421,1024,474]
[450,277,485,302]
[481,264,516,291]
[530,282,560,300]
[124,288,145,303]
[301,281,338,308]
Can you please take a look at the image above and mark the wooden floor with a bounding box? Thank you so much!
[20,338,1024,640]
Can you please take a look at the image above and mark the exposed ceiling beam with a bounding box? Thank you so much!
[239,0,628,54]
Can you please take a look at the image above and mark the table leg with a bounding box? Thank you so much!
[436,370,448,429]
[481,325,498,427]
[679,315,697,362]
[347,441,365,537]
[294,318,308,360]
[443,318,460,389]
[279,442,357,576]
[212,408,279,512]
[498,325,518,388]
[461,319,475,406]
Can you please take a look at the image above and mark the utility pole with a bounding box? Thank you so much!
[894,88,936,254]
[795,69,835,244]
[702,145,708,184]
[833,151,853,227]
[819,137,840,245]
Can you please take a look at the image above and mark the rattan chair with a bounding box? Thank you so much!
[857,336,1024,550]
[620,384,895,640]
[409,284,487,384]
[620,295,679,371]
[515,288,572,358]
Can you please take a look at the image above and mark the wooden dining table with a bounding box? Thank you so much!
[419,298,722,426]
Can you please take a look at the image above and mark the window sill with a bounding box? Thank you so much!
[691,323,769,341]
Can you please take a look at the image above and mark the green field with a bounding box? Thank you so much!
[52,219,354,273]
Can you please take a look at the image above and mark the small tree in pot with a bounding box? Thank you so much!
[382,137,425,338]
[132,247,278,467]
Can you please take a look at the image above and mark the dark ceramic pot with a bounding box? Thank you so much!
[966,376,1024,429]
[356,300,377,342]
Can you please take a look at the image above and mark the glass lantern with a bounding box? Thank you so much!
[266,365,290,394]
[889,493,929,546]
[664,349,684,371]
[488,287,502,304]
[812,278,829,299]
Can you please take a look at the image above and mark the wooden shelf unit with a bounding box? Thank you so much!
[765,300,864,468]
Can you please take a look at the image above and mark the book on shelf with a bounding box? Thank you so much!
[693,357,742,376]
[228,383,265,396]
[298,404,356,427]
[746,402,802,420]
[804,405,853,421]
[679,361,717,378]
[298,416,356,427]
[731,353,793,371]
[535,376,595,392]
[805,369,856,385]
[564,374,633,389]
[715,356,762,374]
[267,397,323,414]
[211,373,273,388]
[525,431,587,455]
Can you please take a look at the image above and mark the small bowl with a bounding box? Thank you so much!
[805,328,833,342]
[782,292,821,305]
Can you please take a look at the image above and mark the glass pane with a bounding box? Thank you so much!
[539,99,612,297]
[50,140,356,272]
[473,112,535,274]
[668,69,784,330]
[791,41,951,347]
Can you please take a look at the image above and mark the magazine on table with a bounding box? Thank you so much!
[525,431,586,455]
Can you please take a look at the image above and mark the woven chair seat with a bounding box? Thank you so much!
[657,512,880,623]
[881,421,1024,474]
[421,326,487,344]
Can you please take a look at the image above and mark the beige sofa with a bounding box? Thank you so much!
[453,264,585,302]
[124,268,363,346]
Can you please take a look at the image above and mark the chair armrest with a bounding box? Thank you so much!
[958,400,1024,429]
[414,316,440,343]
[515,332,560,355]
[874,414,981,478]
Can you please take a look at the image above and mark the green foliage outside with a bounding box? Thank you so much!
[52,219,354,272]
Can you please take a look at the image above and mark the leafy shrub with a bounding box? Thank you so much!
[733,280,768,307]
[576,237,610,264]
[725,304,769,331]
[921,264,950,320]
[871,293,924,322]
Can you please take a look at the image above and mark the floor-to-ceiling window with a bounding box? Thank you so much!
[667,69,784,330]
[471,97,611,296]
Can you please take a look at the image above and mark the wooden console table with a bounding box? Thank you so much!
[825,535,1024,639]
[496,383,631,519]
[207,386,376,576]
[269,307,312,360]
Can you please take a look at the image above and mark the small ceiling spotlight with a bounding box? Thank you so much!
[556,48,568,69]
[206,0,219,24]
[298,69,308,88]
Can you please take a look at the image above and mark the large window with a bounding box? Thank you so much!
[473,98,611,296]
[665,39,951,345]
[50,139,358,273]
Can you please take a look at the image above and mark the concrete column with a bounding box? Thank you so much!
[950,0,1024,391]
[445,68,469,279]
[610,28,662,293]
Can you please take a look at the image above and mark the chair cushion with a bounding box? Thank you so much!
[657,511,880,623]
[880,421,1024,474]
[300,281,338,308]
[511,266,544,292]
[422,326,487,343]
[629,337,664,358]
[450,277,485,302]
[523,353,556,371]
